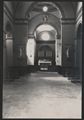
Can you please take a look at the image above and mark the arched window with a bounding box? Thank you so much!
[34,24,57,41]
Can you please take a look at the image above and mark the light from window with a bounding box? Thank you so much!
[41,32,50,40]
[43,6,48,12]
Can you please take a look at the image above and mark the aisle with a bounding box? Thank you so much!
[3,72,81,118]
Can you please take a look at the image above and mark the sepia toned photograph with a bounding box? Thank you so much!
[3,0,82,119]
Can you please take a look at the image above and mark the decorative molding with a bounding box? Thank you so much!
[62,18,75,21]
[5,38,13,40]
[36,40,55,44]
[61,18,75,24]
[25,1,65,18]
[76,9,82,23]
[77,4,82,16]
[14,18,28,24]
[28,34,34,38]
[4,3,13,18]
[4,7,14,23]
[15,23,28,25]
[62,22,75,25]
[4,3,14,22]
[15,18,28,21]
[63,44,74,46]
[5,33,13,40]
[13,44,26,46]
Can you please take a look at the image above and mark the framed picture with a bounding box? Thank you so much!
[2,0,83,119]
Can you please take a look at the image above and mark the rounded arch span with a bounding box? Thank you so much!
[34,24,57,41]
[28,13,61,37]
[25,1,64,18]
[35,24,57,33]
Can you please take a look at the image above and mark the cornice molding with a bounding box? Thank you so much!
[36,40,55,44]
[14,18,28,24]
[62,18,75,21]
[62,22,75,25]
[61,18,75,24]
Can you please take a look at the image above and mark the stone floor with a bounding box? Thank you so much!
[3,72,82,118]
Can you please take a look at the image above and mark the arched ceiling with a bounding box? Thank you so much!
[10,1,77,19]
[26,2,61,13]
[34,24,57,41]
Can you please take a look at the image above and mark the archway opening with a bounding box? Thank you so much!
[34,24,57,70]
[34,24,57,41]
